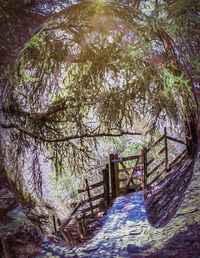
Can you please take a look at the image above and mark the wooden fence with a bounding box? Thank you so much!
[56,128,187,244]
[58,164,111,244]
[145,128,187,190]
[77,165,110,217]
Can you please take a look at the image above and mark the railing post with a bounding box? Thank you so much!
[103,164,110,208]
[109,154,116,200]
[81,213,86,236]
[53,215,57,235]
[114,154,120,197]
[164,127,168,169]
[75,216,83,240]
[85,178,93,213]
[142,147,147,190]
[109,153,120,199]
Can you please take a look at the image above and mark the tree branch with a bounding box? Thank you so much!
[0,122,141,142]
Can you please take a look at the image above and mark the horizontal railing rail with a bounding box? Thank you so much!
[112,155,141,163]
[166,136,186,145]
[147,135,165,153]
[78,181,104,193]
[147,147,165,167]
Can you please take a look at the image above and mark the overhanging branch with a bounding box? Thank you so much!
[0,122,141,142]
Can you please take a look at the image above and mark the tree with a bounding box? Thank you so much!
[0,0,199,233]
[1,1,187,178]
[154,0,200,154]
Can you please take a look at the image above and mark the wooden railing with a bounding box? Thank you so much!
[77,164,110,214]
[57,164,110,244]
[146,128,187,190]
[55,127,187,244]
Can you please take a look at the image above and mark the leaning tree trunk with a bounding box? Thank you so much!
[157,28,199,157]
[185,111,198,156]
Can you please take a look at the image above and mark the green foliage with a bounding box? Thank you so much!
[2,1,196,186]
[161,67,192,97]
[158,0,200,87]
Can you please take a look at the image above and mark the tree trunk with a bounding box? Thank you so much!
[184,110,198,156]
[157,29,199,157]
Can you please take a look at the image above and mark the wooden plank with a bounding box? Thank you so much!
[164,127,168,168]
[81,203,102,213]
[114,154,120,197]
[121,155,141,162]
[119,178,127,182]
[78,181,104,193]
[81,215,86,236]
[147,135,165,153]
[112,155,141,163]
[75,217,83,239]
[90,193,104,202]
[82,193,104,205]
[85,178,93,213]
[147,147,165,166]
[166,136,186,145]
[167,149,187,170]
[110,154,116,200]
[147,159,166,178]
[59,200,83,231]
[148,167,166,186]
[90,181,104,189]
[60,230,71,245]
[103,165,110,207]
[119,161,130,176]
[119,167,132,173]
[53,215,57,234]
[142,147,147,189]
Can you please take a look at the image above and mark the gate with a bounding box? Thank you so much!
[109,153,144,198]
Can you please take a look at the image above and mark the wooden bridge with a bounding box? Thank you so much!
[57,128,187,245]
